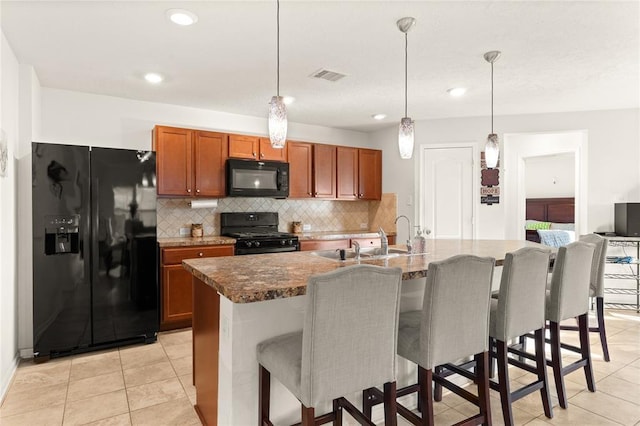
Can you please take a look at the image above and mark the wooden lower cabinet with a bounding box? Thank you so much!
[299,239,350,251]
[160,245,234,330]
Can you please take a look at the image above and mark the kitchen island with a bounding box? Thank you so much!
[182,239,546,425]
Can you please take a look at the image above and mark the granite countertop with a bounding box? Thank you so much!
[295,230,397,240]
[182,239,547,304]
[158,236,236,248]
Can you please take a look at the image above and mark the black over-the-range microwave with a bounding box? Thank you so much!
[226,159,290,198]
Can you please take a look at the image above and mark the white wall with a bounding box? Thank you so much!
[525,153,575,198]
[0,28,21,401]
[40,88,370,150]
[370,109,640,242]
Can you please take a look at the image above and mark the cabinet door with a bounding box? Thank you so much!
[228,134,259,159]
[259,138,287,162]
[313,144,336,198]
[154,126,193,196]
[358,149,382,200]
[287,141,313,198]
[194,131,228,197]
[336,146,358,199]
[162,265,194,327]
[299,239,350,251]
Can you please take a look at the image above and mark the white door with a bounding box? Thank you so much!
[420,146,474,239]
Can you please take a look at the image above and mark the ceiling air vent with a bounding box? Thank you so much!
[310,68,347,82]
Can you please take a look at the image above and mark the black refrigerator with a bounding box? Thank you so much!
[32,142,158,360]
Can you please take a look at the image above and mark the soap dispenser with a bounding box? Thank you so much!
[413,227,427,254]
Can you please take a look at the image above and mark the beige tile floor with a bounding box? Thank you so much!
[1,309,639,425]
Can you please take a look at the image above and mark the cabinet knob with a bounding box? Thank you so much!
[307,192,312,196]
[187,188,192,193]
[196,189,200,193]
[260,152,264,158]
[252,152,257,157]
[198,252,203,257]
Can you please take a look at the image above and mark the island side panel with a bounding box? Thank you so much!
[193,276,220,426]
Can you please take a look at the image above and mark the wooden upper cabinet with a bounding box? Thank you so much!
[228,134,287,162]
[228,134,259,160]
[313,144,336,198]
[154,125,227,197]
[287,141,313,198]
[194,131,228,197]
[154,126,193,196]
[358,149,382,200]
[259,138,287,162]
[336,146,358,199]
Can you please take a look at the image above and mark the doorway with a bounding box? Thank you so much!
[418,144,476,239]
[504,130,587,240]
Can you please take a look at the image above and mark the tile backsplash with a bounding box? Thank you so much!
[157,196,400,238]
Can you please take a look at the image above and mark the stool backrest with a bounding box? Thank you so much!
[547,241,595,322]
[418,255,495,369]
[301,264,403,407]
[579,234,607,298]
[494,247,551,341]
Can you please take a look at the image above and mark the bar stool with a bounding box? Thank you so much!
[257,264,403,426]
[489,247,553,425]
[544,241,596,408]
[559,234,610,361]
[366,254,495,426]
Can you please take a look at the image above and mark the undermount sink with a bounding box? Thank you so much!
[310,247,408,261]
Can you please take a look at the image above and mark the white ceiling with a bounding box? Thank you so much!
[1,1,638,132]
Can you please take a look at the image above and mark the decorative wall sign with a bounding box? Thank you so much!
[0,130,8,178]
[480,152,499,205]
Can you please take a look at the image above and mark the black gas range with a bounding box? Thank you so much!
[221,212,299,255]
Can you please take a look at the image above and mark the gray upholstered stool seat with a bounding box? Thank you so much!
[541,241,597,409]
[558,234,610,361]
[488,247,553,426]
[366,254,495,426]
[257,264,403,426]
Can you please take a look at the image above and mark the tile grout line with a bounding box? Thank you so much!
[118,349,133,426]
[61,358,72,425]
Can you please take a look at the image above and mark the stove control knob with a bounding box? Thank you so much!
[288,239,294,246]
[254,241,261,247]
[280,240,286,246]
[246,241,253,247]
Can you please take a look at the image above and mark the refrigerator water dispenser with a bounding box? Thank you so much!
[44,215,80,255]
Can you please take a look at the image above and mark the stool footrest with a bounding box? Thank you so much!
[433,372,479,406]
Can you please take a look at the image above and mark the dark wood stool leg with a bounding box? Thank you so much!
[476,352,492,426]
[362,388,372,419]
[259,364,271,425]
[549,321,568,409]
[384,381,398,426]
[496,340,513,426]
[333,398,343,425]
[596,297,611,362]
[419,366,435,426]
[433,365,443,402]
[535,328,553,419]
[518,335,527,362]
[301,405,315,426]
[578,314,596,392]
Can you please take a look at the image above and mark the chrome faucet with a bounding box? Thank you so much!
[378,227,389,256]
[395,215,413,254]
[352,240,361,260]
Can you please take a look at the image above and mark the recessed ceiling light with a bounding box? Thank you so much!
[447,87,467,97]
[371,114,387,120]
[282,96,295,105]
[166,9,198,26]
[144,73,164,84]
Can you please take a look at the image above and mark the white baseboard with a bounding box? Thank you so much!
[0,353,20,406]
[19,348,34,359]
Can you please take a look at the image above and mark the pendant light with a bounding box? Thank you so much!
[397,17,416,160]
[484,50,501,169]
[268,0,287,148]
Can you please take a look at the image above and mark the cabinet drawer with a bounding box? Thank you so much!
[162,245,234,265]
[350,238,381,248]
[299,239,350,252]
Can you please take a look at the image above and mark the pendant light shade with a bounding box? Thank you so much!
[397,17,416,160]
[269,96,287,148]
[484,50,501,169]
[268,0,287,148]
[398,117,415,159]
